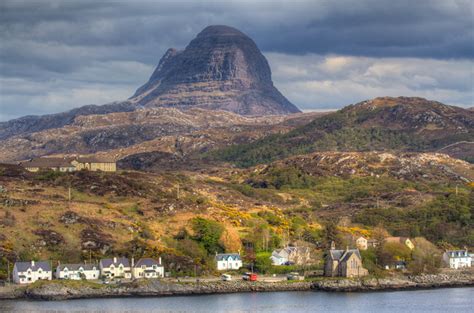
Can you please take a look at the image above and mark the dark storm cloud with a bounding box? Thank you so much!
[0,0,472,120]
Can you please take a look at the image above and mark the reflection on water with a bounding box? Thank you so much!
[0,288,473,313]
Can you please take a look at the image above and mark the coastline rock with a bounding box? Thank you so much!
[2,270,473,301]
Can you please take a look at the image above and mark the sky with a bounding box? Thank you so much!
[0,0,473,121]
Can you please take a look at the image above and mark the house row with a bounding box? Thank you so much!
[13,257,164,284]
[19,156,116,172]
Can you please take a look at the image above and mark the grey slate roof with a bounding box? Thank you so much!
[329,249,362,261]
[99,257,130,268]
[215,253,241,261]
[15,261,51,272]
[57,263,98,271]
[445,250,469,258]
[134,258,162,268]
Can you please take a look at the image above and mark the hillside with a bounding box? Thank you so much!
[208,97,474,167]
[0,151,472,279]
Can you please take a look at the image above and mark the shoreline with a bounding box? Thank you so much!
[1,270,473,301]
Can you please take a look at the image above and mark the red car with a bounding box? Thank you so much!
[242,272,258,281]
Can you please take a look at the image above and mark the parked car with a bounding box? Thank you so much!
[221,274,232,281]
[242,272,258,281]
[287,272,304,281]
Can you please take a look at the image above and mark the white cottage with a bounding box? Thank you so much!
[215,253,242,271]
[13,260,52,284]
[56,263,100,280]
[132,258,164,279]
[443,250,471,269]
[99,257,132,279]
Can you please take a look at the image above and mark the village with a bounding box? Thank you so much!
[8,237,473,285]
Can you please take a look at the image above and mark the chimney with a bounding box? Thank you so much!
[330,241,336,250]
[345,246,349,251]
[113,257,117,264]
[159,257,162,265]
[31,260,35,267]
[131,257,135,267]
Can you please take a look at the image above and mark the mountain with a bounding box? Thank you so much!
[129,25,300,115]
[0,25,299,142]
[208,97,474,166]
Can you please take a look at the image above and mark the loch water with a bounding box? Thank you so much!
[0,287,473,313]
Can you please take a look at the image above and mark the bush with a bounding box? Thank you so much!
[255,252,272,274]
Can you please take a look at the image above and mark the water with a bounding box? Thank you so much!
[0,288,472,313]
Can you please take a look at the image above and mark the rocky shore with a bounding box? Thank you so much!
[0,270,472,301]
[313,270,474,292]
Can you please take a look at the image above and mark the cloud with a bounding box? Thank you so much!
[0,0,473,120]
[267,53,474,109]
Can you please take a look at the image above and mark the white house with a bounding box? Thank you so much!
[99,257,132,279]
[56,263,100,280]
[270,248,291,266]
[13,260,52,284]
[215,253,242,271]
[132,258,164,279]
[443,250,471,269]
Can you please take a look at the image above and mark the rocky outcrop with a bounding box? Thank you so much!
[313,270,474,292]
[130,25,300,115]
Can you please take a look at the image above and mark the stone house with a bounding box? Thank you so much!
[270,246,312,266]
[56,263,100,280]
[355,237,368,250]
[215,253,242,271]
[71,157,116,172]
[132,258,164,279]
[324,244,368,278]
[20,156,116,173]
[99,257,132,279]
[20,158,76,172]
[13,260,52,284]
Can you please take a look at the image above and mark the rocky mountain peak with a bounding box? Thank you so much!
[130,25,300,115]
[196,25,247,38]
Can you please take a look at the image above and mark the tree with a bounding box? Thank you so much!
[322,221,342,248]
[191,217,224,255]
